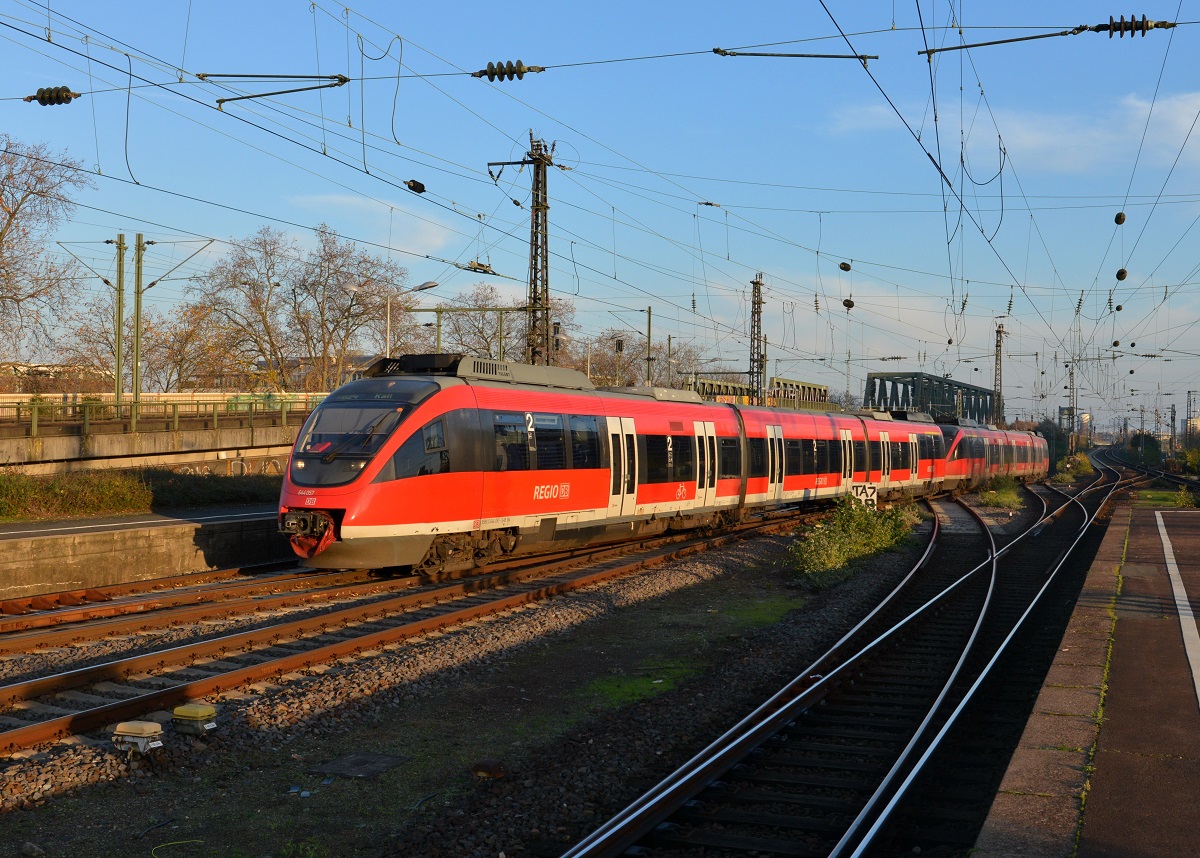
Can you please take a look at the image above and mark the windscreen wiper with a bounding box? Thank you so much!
[320,410,399,463]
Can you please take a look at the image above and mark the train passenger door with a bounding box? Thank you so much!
[693,420,717,508]
[839,428,854,495]
[767,424,784,501]
[606,416,638,518]
[910,435,921,487]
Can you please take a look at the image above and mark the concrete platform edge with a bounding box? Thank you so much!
[972,504,1129,857]
[0,518,294,599]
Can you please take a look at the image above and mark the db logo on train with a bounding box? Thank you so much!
[533,482,570,500]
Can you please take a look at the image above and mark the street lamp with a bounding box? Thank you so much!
[345,280,438,358]
[388,281,438,357]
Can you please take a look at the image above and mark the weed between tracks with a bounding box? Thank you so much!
[977,475,1023,509]
[0,468,281,520]
[787,497,923,589]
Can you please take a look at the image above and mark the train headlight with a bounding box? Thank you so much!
[294,459,306,470]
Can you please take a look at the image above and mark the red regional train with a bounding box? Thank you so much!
[278,354,1049,573]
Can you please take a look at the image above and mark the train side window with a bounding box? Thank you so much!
[747,437,768,478]
[610,432,622,493]
[814,439,829,474]
[784,439,802,475]
[718,437,741,479]
[802,439,817,474]
[868,441,883,472]
[624,434,636,493]
[391,420,450,479]
[828,438,843,475]
[850,440,865,473]
[532,413,566,470]
[642,435,670,483]
[672,434,696,482]
[493,413,528,471]
[569,416,602,468]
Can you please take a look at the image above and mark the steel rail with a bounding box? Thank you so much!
[0,560,301,620]
[828,500,1003,856]
[561,501,1009,857]
[563,491,1057,858]
[0,513,803,754]
[0,512,811,654]
[845,477,1118,855]
[0,568,369,636]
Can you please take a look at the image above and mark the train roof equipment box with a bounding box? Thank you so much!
[172,702,218,736]
[112,721,164,754]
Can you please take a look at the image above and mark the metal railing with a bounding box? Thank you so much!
[0,394,326,437]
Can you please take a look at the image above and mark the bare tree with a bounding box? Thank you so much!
[141,301,245,392]
[194,225,409,391]
[559,329,711,388]
[0,135,93,356]
[59,290,132,391]
[436,283,527,360]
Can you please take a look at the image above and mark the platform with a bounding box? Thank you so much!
[0,505,292,599]
[975,505,1200,856]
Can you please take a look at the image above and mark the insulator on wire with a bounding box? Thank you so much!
[842,298,854,309]
[405,179,426,194]
[1116,268,1127,281]
[1113,340,1120,347]
[1115,211,1126,224]
[838,261,851,272]
[24,86,78,105]
[1107,14,1163,37]
[472,60,545,82]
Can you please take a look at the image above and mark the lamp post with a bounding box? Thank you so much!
[387,281,438,357]
[345,280,438,358]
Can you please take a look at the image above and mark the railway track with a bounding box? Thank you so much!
[563,466,1129,857]
[0,509,810,756]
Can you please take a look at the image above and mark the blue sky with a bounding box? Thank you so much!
[3,1,1199,433]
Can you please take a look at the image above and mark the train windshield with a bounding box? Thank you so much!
[290,380,438,486]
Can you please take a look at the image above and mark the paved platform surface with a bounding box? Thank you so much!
[0,504,277,540]
[0,504,290,599]
[975,505,1200,857]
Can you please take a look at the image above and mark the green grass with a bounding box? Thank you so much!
[581,660,700,707]
[0,467,282,521]
[788,497,922,589]
[1129,488,1187,507]
[977,475,1023,509]
[720,594,807,629]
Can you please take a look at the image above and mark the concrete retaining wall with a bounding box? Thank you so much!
[0,425,299,466]
[0,517,294,600]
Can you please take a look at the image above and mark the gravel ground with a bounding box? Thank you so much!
[0,502,1033,858]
